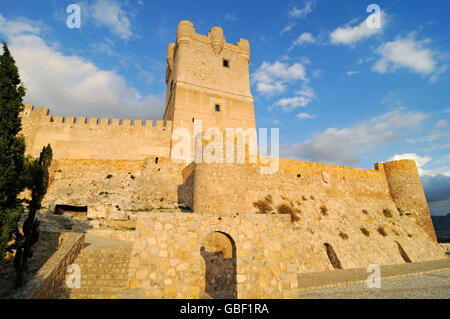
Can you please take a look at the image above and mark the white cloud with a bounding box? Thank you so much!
[274,95,311,110]
[280,23,295,36]
[372,34,438,76]
[252,61,316,111]
[346,71,360,76]
[252,61,307,96]
[289,1,316,19]
[296,112,315,119]
[281,109,428,165]
[435,119,448,128]
[273,85,316,111]
[291,32,315,48]
[89,0,133,40]
[224,12,237,21]
[0,14,163,120]
[421,167,450,177]
[0,15,43,37]
[330,12,385,45]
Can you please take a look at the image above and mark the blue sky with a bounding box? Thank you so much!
[0,0,449,215]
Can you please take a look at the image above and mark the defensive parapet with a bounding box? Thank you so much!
[376,159,438,242]
[20,104,173,160]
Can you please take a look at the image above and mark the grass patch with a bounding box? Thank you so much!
[339,232,349,240]
[377,226,388,237]
[277,204,300,222]
[360,228,370,237]
[383,208,393,218]
[254,196,274,214]
[320,205,328,216]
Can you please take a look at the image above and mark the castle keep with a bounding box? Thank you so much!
[18,20,445,299]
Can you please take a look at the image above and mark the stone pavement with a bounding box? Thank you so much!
[298,257,450,298]
[299,269,450,298]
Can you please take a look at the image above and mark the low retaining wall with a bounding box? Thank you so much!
[14,232,85,299]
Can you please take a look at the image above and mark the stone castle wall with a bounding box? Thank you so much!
[192,158,438,242]
[127,209,445,298]
[378,160,438,241]
[42,157,188,220]
[20,104,172,160]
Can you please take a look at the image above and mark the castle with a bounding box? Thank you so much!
[18,20,446,299]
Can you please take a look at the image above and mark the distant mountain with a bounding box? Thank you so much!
[431,213,450,243]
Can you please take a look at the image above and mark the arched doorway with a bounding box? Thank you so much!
[200,231,237,299]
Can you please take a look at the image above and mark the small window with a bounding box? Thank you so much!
[155,157,159,164]
[192,117,195,123]
[223,59,230,68]
[215,104,221,112]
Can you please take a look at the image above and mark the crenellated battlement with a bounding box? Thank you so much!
[20,104,173,161]
[22,104,172,128]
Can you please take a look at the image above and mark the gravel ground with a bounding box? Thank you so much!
[299,269,450,299]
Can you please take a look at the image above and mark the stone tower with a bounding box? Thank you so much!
[163,20,256,132]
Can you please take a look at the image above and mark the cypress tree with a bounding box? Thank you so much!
[14,144,53,287]
[0,41,26,261]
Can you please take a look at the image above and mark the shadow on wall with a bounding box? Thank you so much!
[200,231,237,299]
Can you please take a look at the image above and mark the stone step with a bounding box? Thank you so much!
[76,256,131,261]
[74,267,129,275]
[78,279,127,288]
[68,293,123,299]
[82,273,128,280]
[57,237,133,299]
[68,286,127,294]
[77,253,131,259]
[75,259,128,268]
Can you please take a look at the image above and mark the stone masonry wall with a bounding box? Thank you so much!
[379,160,438,242]
[20,105,172,160]
[14,233,85,299]
[127,210,445,299]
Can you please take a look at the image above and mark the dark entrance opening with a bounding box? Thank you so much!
[324,243,343,269]
[201,231,237,299]
[55,205,88,217]
[395,241,412,263]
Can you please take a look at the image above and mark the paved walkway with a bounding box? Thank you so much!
[299,269,450,298]
[298,258,450,295]
[82,234,133,251]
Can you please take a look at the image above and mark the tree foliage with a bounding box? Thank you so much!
[0,41,26,260]
[14,144,53,287]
